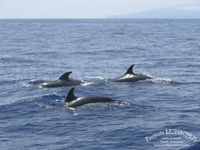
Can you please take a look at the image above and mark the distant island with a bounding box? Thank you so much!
[107,5,200,19]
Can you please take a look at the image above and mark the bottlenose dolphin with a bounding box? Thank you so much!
[65,87,115,108]
[37,71,83,88]
[111,64,152,82]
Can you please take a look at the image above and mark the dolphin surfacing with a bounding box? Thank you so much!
[111,64,152,82]
[37,71,83,88]
[65,87,115,108]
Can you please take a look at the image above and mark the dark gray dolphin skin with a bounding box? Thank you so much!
[37,71,83,88]
[111,64,152,82]
[65,87,115,108]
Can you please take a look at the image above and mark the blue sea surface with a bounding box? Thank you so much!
[0,19,200,150]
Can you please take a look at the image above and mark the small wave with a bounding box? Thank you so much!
[34,94,64,109]
[83,76,110,87]
[81,82,97,86]
[180,81,200,85]
[65,101,153,116]
[20,80,45,88]
[150,78,179,85]
[20,83,34,88]
[29,80,44,85]
[65,101,132,111]
[81,81,109,88]
[42,93,62,99]
[86,76,107,81]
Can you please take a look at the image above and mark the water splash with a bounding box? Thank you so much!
[149,78,179,85]
[81,81,97,86]
[65,101,133,113]
[20,80,45,88]
[86,76,108,81]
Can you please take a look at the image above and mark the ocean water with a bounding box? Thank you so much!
[0,19,200,150]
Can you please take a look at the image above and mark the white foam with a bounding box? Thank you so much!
[151,78,172,84]
[20,83,34,88]
[81,82,96,86]
[86,76,107,81]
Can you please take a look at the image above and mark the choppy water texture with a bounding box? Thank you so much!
[0,19,200,150]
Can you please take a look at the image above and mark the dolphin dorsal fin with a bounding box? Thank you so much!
[65,87,77,103]
[59,71,72,81]
[125,64,135,74]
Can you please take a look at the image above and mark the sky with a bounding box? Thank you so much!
[0,0,199,18]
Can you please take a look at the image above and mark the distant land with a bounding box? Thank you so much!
[108,5,200,19]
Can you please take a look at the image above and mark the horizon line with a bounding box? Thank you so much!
[0,17,200,20]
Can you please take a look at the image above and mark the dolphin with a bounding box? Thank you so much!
[37,71,83,88]
[111,64,152,82]
[65,87,115,108]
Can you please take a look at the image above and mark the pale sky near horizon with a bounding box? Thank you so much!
[0,0,199,18]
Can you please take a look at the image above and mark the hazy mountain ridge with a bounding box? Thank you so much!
[108,5,200,18]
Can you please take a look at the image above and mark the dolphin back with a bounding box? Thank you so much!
[65,87,115,107]
[67,96,115,108]
[112,64,152,82]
